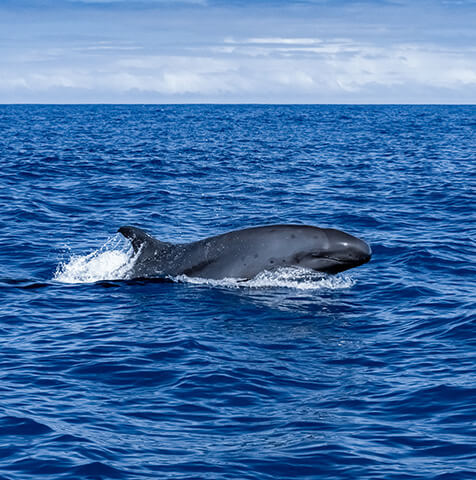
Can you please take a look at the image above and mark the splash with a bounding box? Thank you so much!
[54,235,136,284]
[175,267,355,291]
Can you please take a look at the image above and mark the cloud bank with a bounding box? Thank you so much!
[1,1,475,103]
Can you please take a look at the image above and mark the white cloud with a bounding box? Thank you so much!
[1,39,475,102]
[331,44,476,91]
[243,38,323,45]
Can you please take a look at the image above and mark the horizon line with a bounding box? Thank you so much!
[1,102,475,106]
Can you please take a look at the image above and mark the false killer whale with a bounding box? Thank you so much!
[118,224,371,280]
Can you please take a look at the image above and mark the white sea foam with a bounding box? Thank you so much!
[175,267,355,291]
[54,235,136,284]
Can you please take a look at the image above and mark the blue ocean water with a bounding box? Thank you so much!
[0,104,475,480]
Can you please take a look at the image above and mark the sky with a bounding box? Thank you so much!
[1,0,475,103]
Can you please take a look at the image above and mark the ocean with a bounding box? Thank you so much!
[0,104,475,479]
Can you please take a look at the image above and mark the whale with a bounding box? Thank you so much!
[118,224,371,280]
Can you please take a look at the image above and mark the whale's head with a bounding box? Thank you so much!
[296,228,371,274]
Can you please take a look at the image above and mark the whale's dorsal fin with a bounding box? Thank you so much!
[118,226,169,254]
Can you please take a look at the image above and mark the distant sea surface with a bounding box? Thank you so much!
[0,105,475,480]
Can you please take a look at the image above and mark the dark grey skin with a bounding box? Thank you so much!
[118,224,371,280]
